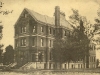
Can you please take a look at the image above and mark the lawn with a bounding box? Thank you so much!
[0,71,99,75]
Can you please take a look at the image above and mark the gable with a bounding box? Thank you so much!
[14,9,37,27]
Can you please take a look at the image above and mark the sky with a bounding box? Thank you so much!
[0,0,100,58]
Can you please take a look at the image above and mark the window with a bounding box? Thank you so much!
[49,40,52,47]
[72,65,73,68]
[94,57,95,62]
[38,51,44,62]
[78,64,80,68]
[92,57,94,62]
[16,40,18,47]
[90,57,91,62]
[93,45,96,50]
[25,13,28,18]
[49,27,52,34]
[21,26,26,33]
[41,38,44,47]
[91,57,93,62]
[32,54,36,62]
[65,64,66,69]
[77,58,79,61]
[81,64,82,68]
[80,59,82,61]
[64,30,67,36]
[50,51,52,60]
[21,27,23,33]
[53,29,55,35]
[69,32,70,37]
[20,51,24,58]
[41,26,43,32]
[32,25,36,33]
[21,38,26,46]
[24,27,26,32]
[92,45,94,50]
[32,38,35,46]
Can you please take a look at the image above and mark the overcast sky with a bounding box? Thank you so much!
[0,0,100,58]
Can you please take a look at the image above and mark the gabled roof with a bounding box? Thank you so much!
[15,8,73,30]
[25,8,55,25]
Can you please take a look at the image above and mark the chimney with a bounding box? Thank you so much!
[54,6,60,27]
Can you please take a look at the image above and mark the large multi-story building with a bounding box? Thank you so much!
[14,6,96,69]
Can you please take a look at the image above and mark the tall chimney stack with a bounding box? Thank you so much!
[54,6,60,27]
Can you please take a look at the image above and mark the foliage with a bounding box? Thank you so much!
[94,7,100,31]
[93,7,100,45]
[3,45,14,65]
[96,59,99,68]
[0,25,3,63]
[0,25,3,40]
[52,29,90,63]
[69,9,90,61]
[52,9,90,64]
[0,44,3,63]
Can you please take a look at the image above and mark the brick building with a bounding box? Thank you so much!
[14,6,96,69]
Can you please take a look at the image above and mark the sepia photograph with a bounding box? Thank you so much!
[0,0,100,75]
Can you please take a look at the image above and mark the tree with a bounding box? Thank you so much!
[3,45,14,65]
[93,7,100,46]
[52,9,90,69]
[0,22,3,63]
[94,7,100,31]
[96,59,99,68]
[69,9,90,68]
[0,44,3,63]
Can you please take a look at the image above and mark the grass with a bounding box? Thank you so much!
[0,70,100,75]
[9,68,100,73]
[0,69,100,75]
